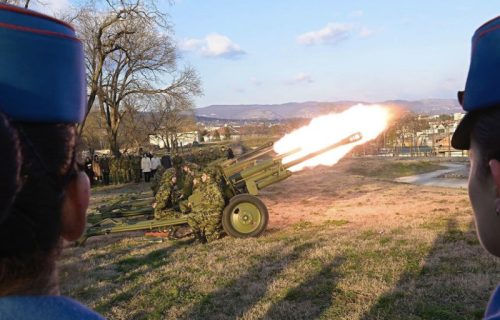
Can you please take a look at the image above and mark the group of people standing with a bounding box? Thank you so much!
[84,153,165,185]
[140,153,162,182]
[83,146,234,186]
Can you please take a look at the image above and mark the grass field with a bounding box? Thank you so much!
[60,158,499,320]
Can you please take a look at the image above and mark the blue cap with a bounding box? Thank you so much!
[0,4,85,123]
[452,16,500,150]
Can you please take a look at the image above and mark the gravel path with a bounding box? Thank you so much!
[394,163,468,189]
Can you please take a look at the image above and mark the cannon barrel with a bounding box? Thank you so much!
[282,132,362,169]
[227,132,362,195]
[235,141,274,162]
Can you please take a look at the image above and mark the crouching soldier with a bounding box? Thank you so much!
[153,162,199,219]
[187,168,225,243]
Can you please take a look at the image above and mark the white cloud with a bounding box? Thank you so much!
[297,23,353,46]
[287,73,314,85]
[180,33,245,59]
[359,27,375,38]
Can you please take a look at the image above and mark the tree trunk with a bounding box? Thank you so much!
[109,130,121,158]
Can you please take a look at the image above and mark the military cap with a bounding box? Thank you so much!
[0,4,85,123]
[452,16,500,149]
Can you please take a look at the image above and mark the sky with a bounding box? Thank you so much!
[35,0,499,107]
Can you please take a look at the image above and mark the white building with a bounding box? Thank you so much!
[149,131,200,148]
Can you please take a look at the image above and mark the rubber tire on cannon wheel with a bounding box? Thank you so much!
[222,194,269,238]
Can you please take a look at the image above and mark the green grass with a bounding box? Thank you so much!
[60,215,498,320]
[240,136,278,149]
[59,159,489,320]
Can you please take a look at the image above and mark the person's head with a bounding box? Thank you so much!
[0,5,88,295]
[172,154,184,167]
[201,172,209,183]
[201,168,218,183]
[452,16,500,256]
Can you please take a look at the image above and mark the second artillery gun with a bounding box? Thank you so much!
[82,132,362,242]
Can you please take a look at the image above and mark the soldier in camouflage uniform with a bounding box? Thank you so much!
[122,155,131,183]
[153,156,198,219]
[153,168,179,219]
[194,150,201,165]
[187,167,225,243]
[110,158,118,184]
[131,156,142,183]
[150,164,166,195]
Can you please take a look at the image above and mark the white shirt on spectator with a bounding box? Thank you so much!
[141,157,151,172]
[151,157,161,170]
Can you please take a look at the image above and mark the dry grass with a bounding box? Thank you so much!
[59,158,498,320]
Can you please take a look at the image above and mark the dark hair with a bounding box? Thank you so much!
[471,106,500,175]
[0,112,76,294]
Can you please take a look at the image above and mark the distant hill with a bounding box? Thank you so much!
[195,99,462,120]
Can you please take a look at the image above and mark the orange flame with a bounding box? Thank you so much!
[274,104,391,171]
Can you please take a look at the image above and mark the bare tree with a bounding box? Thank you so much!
[72,0,201,156]
[148,94,197,152]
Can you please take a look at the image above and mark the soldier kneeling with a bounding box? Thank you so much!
[187,168,225,243]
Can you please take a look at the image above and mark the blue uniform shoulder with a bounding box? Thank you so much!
[486,285,500,319]
[0,295,105,320]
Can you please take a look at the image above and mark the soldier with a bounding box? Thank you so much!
[150,164,166,195]
[100,155,110,185]
[186,152,195,163]
[122,155,131,183]
[110,157,118,184]
[153,168,179,219]
[132,155,142,183]
[153,156,197,218]
[226,146,235,159]
[187,168,225,243]
[178,162,199,207]
[117,156,126,184]
[208,147,215,162]
[195,149,204,165]
[151,155,184,196]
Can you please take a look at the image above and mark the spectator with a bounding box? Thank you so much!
[92,155,102,183]
[226,147,235,159]
[151,154,161,177]
[450,16,500,319]
[100,156,110,185]
[84,157,94,185]
[161,154,172,169]
[0,4,103,319]
[141,153,152,182]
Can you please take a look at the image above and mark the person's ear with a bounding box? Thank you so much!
[60,171,90,241]
[489,160,500,193]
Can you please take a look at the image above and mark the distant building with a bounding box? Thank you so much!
[204,126,241,142]
[149,131,200,148]
[453,113,465,121]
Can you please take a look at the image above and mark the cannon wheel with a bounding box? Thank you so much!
[222,194,268,238]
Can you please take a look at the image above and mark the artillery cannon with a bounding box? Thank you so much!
[81,132,362,242]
